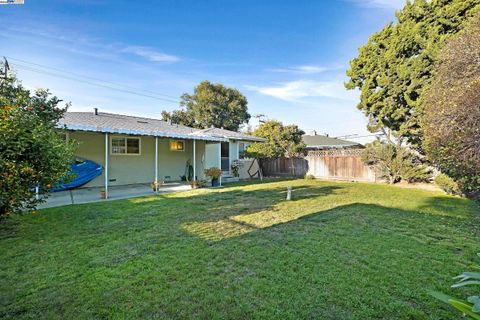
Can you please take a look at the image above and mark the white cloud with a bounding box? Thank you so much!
[268,65,329,74]
[350,0,405,9]
[246,80,358,102]
[122,46,180,63]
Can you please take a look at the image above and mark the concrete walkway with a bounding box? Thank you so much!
[39,182,191,209]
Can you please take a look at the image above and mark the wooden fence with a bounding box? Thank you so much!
[260,158,308,177]
[260,149,376,182]
[305,149,376,182]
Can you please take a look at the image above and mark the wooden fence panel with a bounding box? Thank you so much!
[260,149,376,182]
[306,149,376,182]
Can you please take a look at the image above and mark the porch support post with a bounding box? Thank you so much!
[193,139,196,181]
[104,132,109,199]
[155,136,158,193]
[218,142,222,186]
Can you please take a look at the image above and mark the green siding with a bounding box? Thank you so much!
[69,131,209,187]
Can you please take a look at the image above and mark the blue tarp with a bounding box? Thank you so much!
[52,160,103,191]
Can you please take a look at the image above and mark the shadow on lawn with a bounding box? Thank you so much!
[126,181,344,241]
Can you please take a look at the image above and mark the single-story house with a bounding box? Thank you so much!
[59,110,265,197]
[302,130,363,150]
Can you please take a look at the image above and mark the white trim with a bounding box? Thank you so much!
[193,140,196,181]
[155,136,158,192]
[110,136,142,156]
[57,123,227,142]
[105,133,109,199]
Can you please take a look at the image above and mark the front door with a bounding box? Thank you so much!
[221,142,230,172]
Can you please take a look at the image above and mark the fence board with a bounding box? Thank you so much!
[260,149,376,182]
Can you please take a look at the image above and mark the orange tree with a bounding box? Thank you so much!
[0,68,76,216]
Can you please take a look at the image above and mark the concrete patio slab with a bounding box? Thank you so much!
[38,182,191,209]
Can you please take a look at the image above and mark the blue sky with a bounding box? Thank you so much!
[1,0,404,142]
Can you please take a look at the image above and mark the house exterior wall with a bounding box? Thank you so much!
[69,131,208,187]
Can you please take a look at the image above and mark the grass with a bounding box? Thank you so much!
[1,179,479,319]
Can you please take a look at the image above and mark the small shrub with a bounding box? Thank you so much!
[435,173,460,195]
[204,167,222,180]
[304,174,316,180]
[401,164,432,183]
[231,160,240,177]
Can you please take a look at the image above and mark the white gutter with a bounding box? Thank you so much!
[58,123,228,142]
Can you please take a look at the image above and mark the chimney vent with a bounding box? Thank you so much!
[309,130,317,136]
[94,108,98,115]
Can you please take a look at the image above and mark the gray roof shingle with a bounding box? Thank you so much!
[302,135,362,149]
[59,112,265,142]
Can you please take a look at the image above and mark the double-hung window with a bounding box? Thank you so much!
[111,137,141,155]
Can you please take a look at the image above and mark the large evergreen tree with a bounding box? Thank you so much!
[345,0,480,146]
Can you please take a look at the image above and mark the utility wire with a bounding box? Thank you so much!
[5,56,181,104]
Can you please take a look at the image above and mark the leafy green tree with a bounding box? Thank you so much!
[423,15,480,200]
[162,80,250,131]
[346,0,480,146]
[161,109,195,127]
[0,67,76,216]
[246,120,305,159]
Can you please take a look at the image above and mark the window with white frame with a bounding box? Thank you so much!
[239,142,250,159]
[111,137,141,155]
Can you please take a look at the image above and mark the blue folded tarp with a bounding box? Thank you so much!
[52,160,103,191]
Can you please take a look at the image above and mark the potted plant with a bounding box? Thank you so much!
[231,160,240,177]
[204,167,222,187]
[150,180,163,192]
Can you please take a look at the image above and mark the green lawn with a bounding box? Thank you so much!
[1,179,479,319]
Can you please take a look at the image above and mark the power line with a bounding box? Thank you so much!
[333,133,385,140]
[7,56,180,100]
[5,56,181,104]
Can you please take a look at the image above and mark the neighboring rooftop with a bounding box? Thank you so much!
[59,111,265,142]
[303,130,362,149]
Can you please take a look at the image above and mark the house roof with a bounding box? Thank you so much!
[302,134,362,149]
[190,127,267,142]
[59,112,265,142]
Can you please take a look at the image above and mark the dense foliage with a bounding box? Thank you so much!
[246,120,305,159]
[162,80,250,131]
[423,16,480,200]
[346,0,480,146]
[434,173,460,195]
[0,69,75,216]
[361,140,431,184]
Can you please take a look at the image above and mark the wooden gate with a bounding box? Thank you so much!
[305,149,375,182]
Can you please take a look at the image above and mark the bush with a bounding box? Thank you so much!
[423,17,480,201]
[0,70,76,216]
[400,164,432,183]
[304,174,316,180]
[435,173,460,195]
[361,141,431,184]
[204,167,222,180]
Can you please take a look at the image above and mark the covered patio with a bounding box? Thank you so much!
[39,182,191,209]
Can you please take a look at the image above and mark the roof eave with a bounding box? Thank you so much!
[58,123,227,142]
